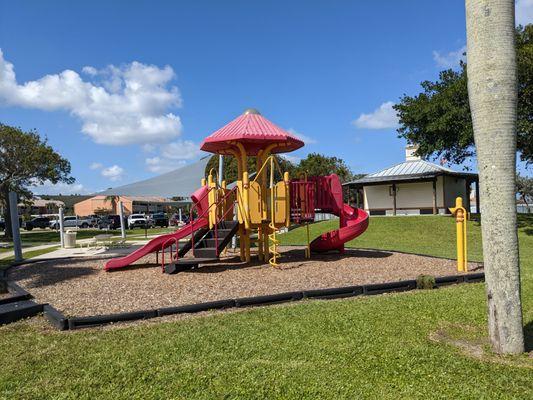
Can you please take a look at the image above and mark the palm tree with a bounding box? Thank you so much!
[104,195,119,214]
[465,0,524,353]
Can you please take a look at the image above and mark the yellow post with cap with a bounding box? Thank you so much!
[449,197,468,272]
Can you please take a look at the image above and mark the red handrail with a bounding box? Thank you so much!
[161,236,179,272]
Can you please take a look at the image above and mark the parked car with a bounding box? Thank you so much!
[49,216,91,230]
[86,215,100,227]
[169,213,188,226]
[97,215,124,230]
[151,212,169,227]
[127,214,153,229]
[22,217,51,231]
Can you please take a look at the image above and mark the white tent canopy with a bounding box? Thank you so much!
[98,157,210,200]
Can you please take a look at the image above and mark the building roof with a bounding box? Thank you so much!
[19,198,65,208]
[200,109,304,156]
[98,157,210,200]
[345,159,478,186]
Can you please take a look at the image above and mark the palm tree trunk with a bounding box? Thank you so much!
[465,0,524,354]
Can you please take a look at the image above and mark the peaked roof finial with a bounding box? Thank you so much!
[243,108,260,115]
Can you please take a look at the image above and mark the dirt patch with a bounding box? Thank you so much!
[9,246,482,317]
[430,323,533,368]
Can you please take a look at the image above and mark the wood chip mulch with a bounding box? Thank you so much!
[8,246,483,317]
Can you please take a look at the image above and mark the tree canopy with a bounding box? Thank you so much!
[517,174,533,207]
[0,124,74,236]
[206,152,357,183]
[394,24,533,166]
[294,153,355,183]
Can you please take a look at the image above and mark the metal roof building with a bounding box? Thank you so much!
[344,146,479,216]
[98,157,210,200]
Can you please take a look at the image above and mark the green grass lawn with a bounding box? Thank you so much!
[0,215,531,399]
[0,227,176,245]
[0,246,60,270]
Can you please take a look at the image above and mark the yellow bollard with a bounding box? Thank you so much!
[449,197,468,272]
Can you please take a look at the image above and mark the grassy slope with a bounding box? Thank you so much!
[0,216,531,399]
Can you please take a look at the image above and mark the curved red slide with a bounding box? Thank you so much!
[307,174,369,253]
[105,185,210,271]
[310,204,369,253]
[104,218,208,270]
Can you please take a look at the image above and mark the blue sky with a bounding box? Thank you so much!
[0,0,532,194]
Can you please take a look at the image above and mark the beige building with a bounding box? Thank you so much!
[344,146,479,216]
[74,195,179,216]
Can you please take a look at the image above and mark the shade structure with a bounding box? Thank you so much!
[98,157,209,200]
[200,109,304,156]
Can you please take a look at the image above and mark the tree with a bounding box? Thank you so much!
[395,24,533,166]
[0,124,74,238]
[104,195,119,214]
[465,0,524,354]
[206,154,297,183]
[295,153,354,182]
[516,174,533,209]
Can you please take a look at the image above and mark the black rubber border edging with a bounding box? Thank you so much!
[0,301,44,325]
[68,309,158,330]
[43,305,69,331]
[59,273,484,330]
[0,281,32,305]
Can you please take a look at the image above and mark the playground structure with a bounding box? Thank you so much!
[105,109,369,272]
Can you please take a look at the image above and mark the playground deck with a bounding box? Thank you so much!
[9,247,483,318]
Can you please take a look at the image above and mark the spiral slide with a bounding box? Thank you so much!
[307,174,369,253]
[310,204,369,252]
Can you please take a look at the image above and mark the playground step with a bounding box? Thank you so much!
[0,300,43,325]
[193,247,218,258]
[177,228,209,257]
[165,258,219,274]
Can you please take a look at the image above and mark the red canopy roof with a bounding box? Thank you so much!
[200,109,304,156]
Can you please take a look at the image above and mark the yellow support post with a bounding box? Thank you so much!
[305,222,311,258]
[449,197,468,272]
[268,156,280,267]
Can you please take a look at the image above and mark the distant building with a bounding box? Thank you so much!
[344,146,479,216]
[17,197,65,216]
[74,195,184,216]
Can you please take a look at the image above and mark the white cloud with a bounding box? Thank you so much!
[31,181,90,195]
[100,165,124,181]
[143,140,204,173]
[352,101,399,130]
[287,128,317,144]
[89,162,103,170]
[145,156,186,173]
[432,45,466,69]
[161,140,203,160]
[142,143,156,153]
[516,0,533,26]
[82,66,97,76]
[0,49,183,145]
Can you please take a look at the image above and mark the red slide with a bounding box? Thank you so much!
[308,174,369,253]
[104,218,208,270]
[105,185,210,271]
[310,204,369,253]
